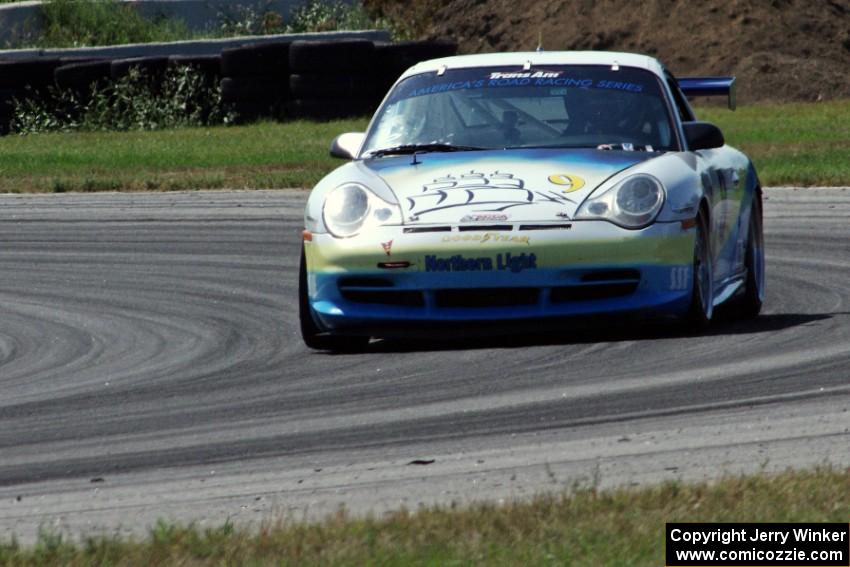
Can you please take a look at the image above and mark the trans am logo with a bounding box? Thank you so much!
[407,171,577,218]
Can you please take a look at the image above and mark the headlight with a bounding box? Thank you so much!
[322,183,402,238]
[574,174,665,229]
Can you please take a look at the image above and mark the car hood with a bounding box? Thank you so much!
[365,148,659,224]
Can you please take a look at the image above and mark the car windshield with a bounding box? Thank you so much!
[362,65,678,156]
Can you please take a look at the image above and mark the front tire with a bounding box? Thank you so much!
[687,210,714,328]
[734,196,765,318]
[299,245,369,352]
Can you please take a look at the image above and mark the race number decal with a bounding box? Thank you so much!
[548,173,586,193]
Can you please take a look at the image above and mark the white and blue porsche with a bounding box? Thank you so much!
[299,51,764,350]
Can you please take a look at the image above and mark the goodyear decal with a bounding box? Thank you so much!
[442,232,530,245]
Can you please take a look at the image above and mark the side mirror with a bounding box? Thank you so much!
[683,121,725,151]
[330,132,366,159]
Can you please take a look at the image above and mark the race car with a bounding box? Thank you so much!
[299,51,764,350]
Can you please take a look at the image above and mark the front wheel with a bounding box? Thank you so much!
[298,245,369,352]
[686,210,714,328]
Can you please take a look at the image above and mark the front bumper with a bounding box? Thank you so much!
[304,220,696,334]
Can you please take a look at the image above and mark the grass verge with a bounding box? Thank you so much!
[1,467,848,565]
[0,100,848,193]
[699,100,850,186]
[0,119,369,193]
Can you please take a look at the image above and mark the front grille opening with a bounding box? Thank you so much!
[338,277,393,288]
[403,226,452,233]
[457,224,513,232]
[581,269,641,282]
[519,224,572,231]
[550,282,638,303]
[341,290,425,307]
[436,287,539,308]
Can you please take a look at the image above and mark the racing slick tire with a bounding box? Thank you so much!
[54,61,113,96]
[220,42,290,77]
[733,194,765,318]
[299,246,369,352]
[220,77,288,101]
[168,55,222,81]
[289,73,376,99]
[0,58,62,91]
[110,57,170,81]
[687,209,714,328]
[288,39,374,72]
[287,98,375,121]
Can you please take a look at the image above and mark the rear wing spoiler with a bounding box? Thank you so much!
[678,76,737,111]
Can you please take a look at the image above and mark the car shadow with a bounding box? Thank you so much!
[344,312,834,354]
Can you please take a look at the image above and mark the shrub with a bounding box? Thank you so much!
[12,65,229,134]
[286,0,391,35]
[35,0,188,48]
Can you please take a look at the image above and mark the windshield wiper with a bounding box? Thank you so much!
[367,143,486,158]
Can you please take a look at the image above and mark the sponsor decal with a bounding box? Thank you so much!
[460,213,509,222]
[547,173,586,193]
[409,170,574,217]
[424,253,537,274]
[396,71,649,103]
[488,71,561,80]
[381,239,393,256]
[594,79,644,93]
[442,232,530,245]
[407,80,486,98]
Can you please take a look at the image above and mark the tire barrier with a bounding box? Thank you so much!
[0,38,457,133]
[374,39,458,93]
[0,88,22,134]
[0,58,62,92]
[286,98,377,121]
[288,39,375,72]
[285,39,379,121]
[220,41,291,123]
[54,60,113,96]
[110,56,172,98]
[110,56,170,81]
[221,41,290,77]
[221,76,289,122]
[167,54,221,81]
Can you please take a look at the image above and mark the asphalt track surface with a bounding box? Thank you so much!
[1,188,849,542]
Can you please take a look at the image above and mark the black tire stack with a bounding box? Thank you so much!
[168,54,222,84]
[54,59,112,99]
[110,56,171,92]
[0,58,63,133]
[220,41,291,123]
[374,40,458,95]
[287,39,379,120]
[0,38,459,134]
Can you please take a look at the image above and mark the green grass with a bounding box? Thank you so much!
[0,119,369,193]
[34,0,189,48]
[699,100,850,186]
[5,0,390,48]
[1,100,848,194]
[1,467,848,566]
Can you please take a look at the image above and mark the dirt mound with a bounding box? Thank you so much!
[416,0,850,104]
